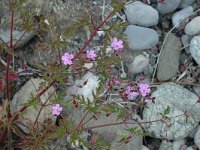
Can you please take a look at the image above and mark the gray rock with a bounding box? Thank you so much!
[181,34,191,53]
[156,0,182,14]
[172,139,185,150]
[159,141,173,150]
[185,16,200,36]
[195,127,200,149]
[172,6,193,28]
[128,54,149,74]
[11,78,56,133]
[0,30,34,49]
[190,36,200,65]
[1,0,90,30]
[124,25,159,51]
[124,1,159,27]
[179,0,195,8]
[157,33,182,81]
[71,110,143,150]
[143,83,200,140]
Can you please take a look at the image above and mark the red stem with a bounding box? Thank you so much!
[6,2,14,101]
[84,113,185,131]
[13,30,26,48]
[57,48,62,68]
[76,111,89,130]
[6,1,14,149]
[34,86,58,125]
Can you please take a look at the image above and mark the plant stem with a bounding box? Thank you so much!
[83,113,185,131]
[34,86,58,125]
[76,111,89,130]
[6,1,14,149]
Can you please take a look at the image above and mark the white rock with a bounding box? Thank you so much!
[185,16,200,36]
[186,146,194,150]
[190,36,200,65]
[156,0,182,14]
[11,78,56,133]
[124,1,159,27]
[179,0,195,8]
[124,25,159,51]
[83,63,94,69]
[142,145,149,150]
[172,6,193,28]
[160,141,173,150]
[194,127,200,148]
[65,72,99,103]
[128,54,149,74]
[143,83,200,139]
[173,139,185,150]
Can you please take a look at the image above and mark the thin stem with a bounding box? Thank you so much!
[13,30,26,48]
[7,1,14,149]
[76,111,89,130]
[84,113,185,131]
[34,86,58,125]
[57,48,62,68]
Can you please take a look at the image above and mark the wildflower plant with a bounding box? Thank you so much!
[0,1,163,150]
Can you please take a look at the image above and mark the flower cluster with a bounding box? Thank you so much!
[52,104,63,116]
[124,86,139,100]
[124,84,151,100]
[61,52,74,65]
[61,37,124,66]
[111,37,124,51]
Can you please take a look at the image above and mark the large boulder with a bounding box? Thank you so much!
[143,83,200,140]
[11,78,56,133]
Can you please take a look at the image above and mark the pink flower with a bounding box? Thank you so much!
[113,79,121,85]
[125,86,132,94]
[86,50,96,60]
[61,52,74,65]
[127,92,139,100]
[124,86,139,100]
[111,37,124,51]
[139,84,151,97]
[52,104,63,116]
[44,19,49,25]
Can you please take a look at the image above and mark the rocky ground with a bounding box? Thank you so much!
[2,0,200,150]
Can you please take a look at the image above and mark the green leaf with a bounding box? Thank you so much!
[163,105,170,116]
[24,93,40,110]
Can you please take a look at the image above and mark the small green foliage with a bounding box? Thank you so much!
[117,107,129,120]
[24,93,40,110]
[95,136,111,149]
[125,127,147,137]
[159,105,171,117]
